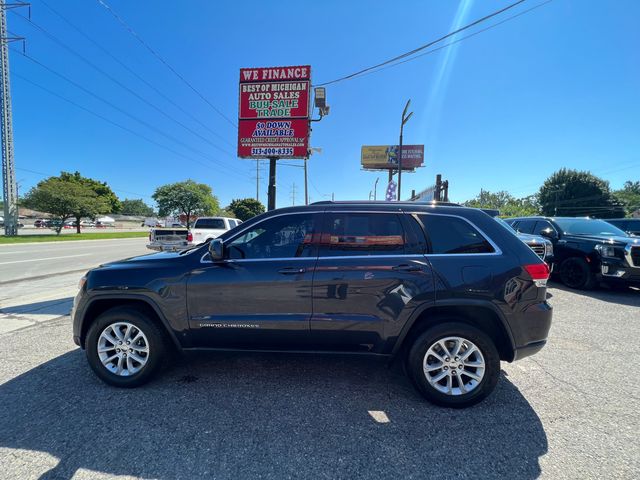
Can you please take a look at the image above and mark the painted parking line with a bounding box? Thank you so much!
[0,253,92,265]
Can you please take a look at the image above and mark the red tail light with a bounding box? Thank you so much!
[524,263,550,280]
[187,232,193,242]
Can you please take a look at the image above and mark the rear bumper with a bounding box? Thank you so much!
[513,340,546,361]
[510,301,552,361]
[146,242,192,252]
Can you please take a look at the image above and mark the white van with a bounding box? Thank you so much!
[191,216,242,244]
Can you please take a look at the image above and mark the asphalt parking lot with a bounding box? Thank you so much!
[0,241,639,479]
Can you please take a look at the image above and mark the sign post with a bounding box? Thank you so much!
[238,65,312,210]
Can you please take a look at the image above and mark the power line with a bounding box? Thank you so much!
[14,166,154,200]
[349,0,554,83]
[11,48,249,180]
[37,0,235,149]
[95,0,237,129]
[315,0,527,87]
[9,11,236,159]
[11,71,251,182]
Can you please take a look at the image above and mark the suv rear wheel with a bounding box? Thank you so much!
[407,322,500,408]
[85,307,167,387]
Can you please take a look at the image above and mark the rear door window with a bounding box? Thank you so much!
[318,213,406,256]
[228,219,237,228]
[194,218,226,229]
[418,214,494,254]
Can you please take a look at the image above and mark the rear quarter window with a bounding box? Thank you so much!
[418,215,495,254]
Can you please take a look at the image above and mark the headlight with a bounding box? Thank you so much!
[545,241,553,256]
[78,276,87,290]
[596,244,617,258]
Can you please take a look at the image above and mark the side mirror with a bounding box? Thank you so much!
[540,228,557,240]
[208,238,224,261]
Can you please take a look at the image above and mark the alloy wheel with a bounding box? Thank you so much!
[97,322,150,376]
[423,336,486,395]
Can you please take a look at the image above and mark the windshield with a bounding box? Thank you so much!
[553,218,627,237]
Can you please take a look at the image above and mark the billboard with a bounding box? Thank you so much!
[361,145,424,170]
[238,65,311,159]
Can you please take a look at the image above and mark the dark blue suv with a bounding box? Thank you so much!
[72,202,552,408]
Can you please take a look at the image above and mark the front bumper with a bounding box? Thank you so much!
[600,259,640,284]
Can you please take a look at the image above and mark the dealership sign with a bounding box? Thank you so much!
[361,145,425,171]
[238,65,311,158]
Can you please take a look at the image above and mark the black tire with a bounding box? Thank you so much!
[85,307,167,388]
[559,257,597,290]
[407,322,500,408]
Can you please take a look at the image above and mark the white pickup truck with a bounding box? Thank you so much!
[190,216,242,244]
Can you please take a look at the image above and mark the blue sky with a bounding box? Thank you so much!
[5,0,640,209]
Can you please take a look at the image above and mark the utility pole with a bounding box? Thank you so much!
[1,1,26,236]
[397,99,413,201]
[255,160,260,202]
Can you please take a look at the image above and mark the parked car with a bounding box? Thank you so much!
[190,216,241,244]
[604,218,640,237]
[73,202,552,408]
[147,226,192,252]
[505,216,640,289]
[483,211,554,268]
[33,219,48,228]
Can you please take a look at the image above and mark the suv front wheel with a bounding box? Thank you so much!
[85,307,167,387]
[407,322,500,408]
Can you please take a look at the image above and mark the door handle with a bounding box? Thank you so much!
[392,264,422,272]
[278,267,306,275]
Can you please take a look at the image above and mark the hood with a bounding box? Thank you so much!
[99,250,183,268]
[516,233,550,244]
[563,233,640,247]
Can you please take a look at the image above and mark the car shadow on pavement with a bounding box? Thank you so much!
[549,282,640,307]
[0,349,548,480]
[0,298,74,317]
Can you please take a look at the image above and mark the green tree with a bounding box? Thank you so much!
[538,169,624,218]
[60,171,121,212]
[120,198,155,217]
[23,177,109,235]
[58,171,121,232]
[613,181,640,217]
[152,180,219,228]
[463,190,539,217]
[227,198,266,221]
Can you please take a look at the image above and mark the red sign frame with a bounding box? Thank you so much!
[238,65,311,159]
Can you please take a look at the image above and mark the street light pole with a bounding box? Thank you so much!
[373,177,379,201]
[397,99,413,201]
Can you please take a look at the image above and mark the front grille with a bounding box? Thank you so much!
[527,243,546,260]
[631,246,640,267]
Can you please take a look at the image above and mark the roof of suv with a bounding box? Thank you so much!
[269,201,476,217]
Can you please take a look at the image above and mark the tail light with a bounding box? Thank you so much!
[524,263,550,287]
[187,232,193,243]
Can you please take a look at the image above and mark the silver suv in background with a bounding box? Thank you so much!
[191,216,242,244]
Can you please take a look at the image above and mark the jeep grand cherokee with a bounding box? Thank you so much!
[72,202,552,408]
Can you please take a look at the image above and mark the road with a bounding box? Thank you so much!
[0,239,149,334]
[0,242,639,479]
